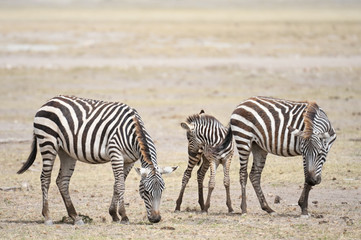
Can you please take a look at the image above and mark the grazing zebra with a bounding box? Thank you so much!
[17,95,177,225]
[223,96,336,217]
[175,110,234,213]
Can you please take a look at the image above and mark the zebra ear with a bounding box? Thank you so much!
[159,166,178,175]
[288,126,305,138]
[199,110,205,115]
[181,122,194,131]
[135,167,151,178]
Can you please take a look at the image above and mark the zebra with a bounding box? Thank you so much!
[175,110,234,213]
[221,96,336,217]
[17,95,177,225]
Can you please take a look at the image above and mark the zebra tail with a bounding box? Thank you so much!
[215,124,233,152]
[17,133,37,174]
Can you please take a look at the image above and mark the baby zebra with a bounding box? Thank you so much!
[175,110,234,213]
[17,95,177,225]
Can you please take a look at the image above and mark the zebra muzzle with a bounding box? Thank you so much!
[306,172,321,186]
[148,210,161,223]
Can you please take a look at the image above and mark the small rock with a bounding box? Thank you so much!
[312,201,318,204]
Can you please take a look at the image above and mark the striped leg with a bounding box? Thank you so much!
[109,154,128,223]
[197,155,210,211]
[236,142,251,215]
[223,155,234,213]
[117,163,134,222]
[175,151,200,211]
[39,140,58,225]
[204,159,217,212]
[250,143,274,214]
[56,149,83,225]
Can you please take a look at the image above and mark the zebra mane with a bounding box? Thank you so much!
[303,102,320,139]
[133,115,154,167]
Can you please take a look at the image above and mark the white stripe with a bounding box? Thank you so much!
[35,107,73,154]
[52,98,80,134]
[253,98,276,153]
[234,106,270,152]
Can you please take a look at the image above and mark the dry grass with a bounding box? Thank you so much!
[0,5,360,240]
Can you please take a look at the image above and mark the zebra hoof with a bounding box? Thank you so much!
[200,210,208,214]
[269,211,277,216]
[44,219,53,226]
[174,210,180,213]
[300,214,310,219]
[228,208,235,214]
[120,217,129,224]
[74,219,85,225]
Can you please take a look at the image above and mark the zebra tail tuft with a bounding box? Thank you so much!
[17,133,37,174]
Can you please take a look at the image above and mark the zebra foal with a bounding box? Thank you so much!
[17,95,177,225]
[175,110,234,213]
[223,96,336,217]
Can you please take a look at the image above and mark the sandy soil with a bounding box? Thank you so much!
[0,3,360,240]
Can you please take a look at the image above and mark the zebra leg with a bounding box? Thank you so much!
[56,149,83,225]
[109,155,128,223]
[250,144,274,214]
[117,163,134,222]
[39,140,58,225]
[223,155,234,213]
[204,160,217,213]
[298,183,312,217]
[237,145,251,215]
[197,156,210,211]
[175,151,200,212]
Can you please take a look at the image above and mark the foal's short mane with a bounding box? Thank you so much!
[303,102,319,139]
[185,113,219,125]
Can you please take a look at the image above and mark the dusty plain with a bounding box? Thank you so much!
[0,3,360,240]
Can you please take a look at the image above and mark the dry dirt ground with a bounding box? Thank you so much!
[0,3,360,240]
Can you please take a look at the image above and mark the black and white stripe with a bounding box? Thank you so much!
[18,95,177,225]
[226,96,336,216]
[175,110,234,213]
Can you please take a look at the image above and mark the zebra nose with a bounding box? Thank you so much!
[148,214,161,223]
[306,173,321,186]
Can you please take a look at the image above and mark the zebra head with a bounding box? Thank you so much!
[180,110,206,153]
[289,108,337,186]
[135,166,178,223]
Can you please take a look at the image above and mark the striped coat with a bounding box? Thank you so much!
[175,110,234,213]
[227,96,336,216]
[18,95,177,225]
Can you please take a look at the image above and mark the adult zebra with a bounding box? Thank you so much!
[175,110,234,213]
[222,96,336,217]
[17,95,177,225]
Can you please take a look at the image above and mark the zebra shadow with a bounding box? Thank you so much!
[1,219,46,225]
[0,219,83,225]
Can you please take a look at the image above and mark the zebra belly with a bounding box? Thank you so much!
[60,146,110,164]
[252,135,301,157]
